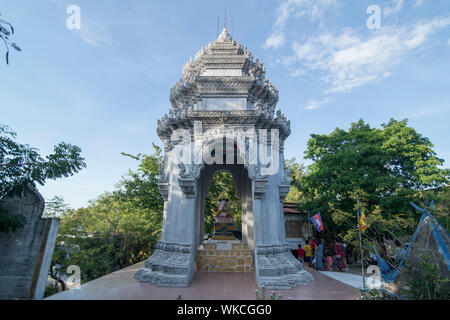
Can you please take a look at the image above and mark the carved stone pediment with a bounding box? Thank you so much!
[158,182,170,201]
[278,184,291,202]
[254,178,268,199]
[178,178,196,198]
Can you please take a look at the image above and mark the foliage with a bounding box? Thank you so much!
[43,196,69,218]
[401,253,450,300]
[44,285,58,298]
[0,206,26,233]
[255,288,283,300]
[255,288,266,300]
[0,124,86,233]
[0,124,87,198]
[298,119,449,246]
[360,288,399,300]
[421,186,450,232]
[285,158,305,203]
[204,171,241,235]
[0,13,21,65]
[51,145,164,283]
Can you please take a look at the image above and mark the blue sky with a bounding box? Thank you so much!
[1,0,449,209]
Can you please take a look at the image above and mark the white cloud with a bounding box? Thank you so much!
[264,0,339,49]
[303,97,330,110]
[289,16,450,93]
[263,32,286,49]
[49,0,112,49]
[75,21,112,48]
[384,0,404,16]
[414,0,428,8]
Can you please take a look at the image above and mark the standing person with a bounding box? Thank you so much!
[326,249,334,271]
[315,239,324,270]
[334,239,344,270]
[311,238,317,252]
[341,242,349,271]
[304,240,312,267]
[298,244,305,263]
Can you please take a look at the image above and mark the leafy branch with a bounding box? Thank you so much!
[0,12,21,65]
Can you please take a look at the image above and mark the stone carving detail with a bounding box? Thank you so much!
[278,185,291,202]
[279,166,291,201]
[254,178,268,199]
[158,183,170,201]
[157,156,170,201]
[254,245,314,289]
[159,28,281,139]
[134,241,193,287]
[178,179,196,198]
[177,163,204,198]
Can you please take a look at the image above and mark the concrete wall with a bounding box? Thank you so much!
[0,189,60,300]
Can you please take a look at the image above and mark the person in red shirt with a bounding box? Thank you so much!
[334,241,342,257]
[298,244,305,263]
[311,238,317,252]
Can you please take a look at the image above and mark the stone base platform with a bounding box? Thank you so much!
[196,240,254,272]
[46,262,360,300]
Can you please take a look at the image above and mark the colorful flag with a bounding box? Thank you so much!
[358,209,367,233]
[311,213,324,232]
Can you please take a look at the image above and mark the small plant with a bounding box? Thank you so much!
[360,288,383,300]
[270,291,283,300]
[44,285,57,298]
[255,288,283,300]
[401,254,450,300]
[176,294,183,300]
[255,288,266,300]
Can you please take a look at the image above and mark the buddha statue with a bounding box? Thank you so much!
[212,198,235,240]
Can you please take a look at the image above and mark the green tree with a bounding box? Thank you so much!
[43,196,69,218]
[0,13,21,65]
[51,145,164,284]
[299,119,449,245]
[285,158,306,203]
[0,124,86,233]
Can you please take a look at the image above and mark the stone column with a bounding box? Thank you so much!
[134,160,198,287]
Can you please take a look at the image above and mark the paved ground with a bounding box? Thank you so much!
[46,262,360,300]
[319,271,382,290]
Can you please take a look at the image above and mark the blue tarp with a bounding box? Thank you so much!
[374,202,449,282]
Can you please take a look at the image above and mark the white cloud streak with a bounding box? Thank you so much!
[414,0,428,8]
[289,16,450,93]
[75,21,112,49]
[384,0,404,17]
[303,97,330,110]
[263,0,338,49]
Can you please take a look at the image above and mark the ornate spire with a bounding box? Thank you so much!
[217,28,232,42]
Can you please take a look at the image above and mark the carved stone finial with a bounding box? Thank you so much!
[217,28,232,42]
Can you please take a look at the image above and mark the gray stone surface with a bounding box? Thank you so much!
[0,188,60,299]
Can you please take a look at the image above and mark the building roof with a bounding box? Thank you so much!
[283,202,304,215]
